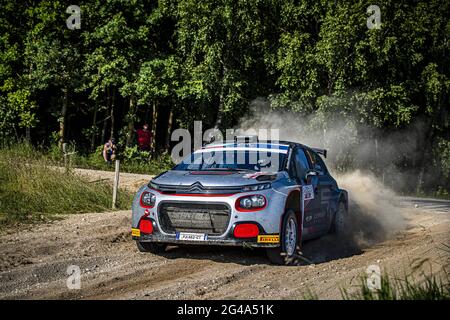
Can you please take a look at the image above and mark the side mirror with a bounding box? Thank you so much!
[305,170,318,183]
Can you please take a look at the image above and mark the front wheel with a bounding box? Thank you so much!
[266,210,299,265]
[136,241,167,254]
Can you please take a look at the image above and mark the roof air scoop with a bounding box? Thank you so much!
[234,135,258,143]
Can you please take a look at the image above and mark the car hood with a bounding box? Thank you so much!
[152,170,280,188]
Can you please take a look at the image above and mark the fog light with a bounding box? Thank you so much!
[139,219,153,234]
[233,223,259,238]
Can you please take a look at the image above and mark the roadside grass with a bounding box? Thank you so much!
[70,153,172,175]
[46,143,173,175]
[341,273,449,300]
[0,143,132,227]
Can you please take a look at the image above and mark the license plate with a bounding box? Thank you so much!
[176,232,208,241]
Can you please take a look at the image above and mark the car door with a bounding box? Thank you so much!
[305,149,335,235]
[290,148,322,239]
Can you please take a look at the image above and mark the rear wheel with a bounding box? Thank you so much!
[136,241,167,254]
[266,210,299,265]
[331,202,347,235]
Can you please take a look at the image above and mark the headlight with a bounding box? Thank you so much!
[140,191,156,207]
[236,195,267,211]
[242,183,271,192]
[240,197,253,209]
[149,181,159,190]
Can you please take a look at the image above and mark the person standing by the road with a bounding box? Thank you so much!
[102,138,116,165]
[136,124,153,152]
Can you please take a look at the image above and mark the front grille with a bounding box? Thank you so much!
[154,183,242,195]
[158,202,231,235]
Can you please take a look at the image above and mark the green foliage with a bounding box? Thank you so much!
[0,0,448,193]
[136,56,181,105]
[122,145,151,162]
[0,89,36,139]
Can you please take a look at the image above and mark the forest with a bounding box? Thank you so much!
[0,0,449,196]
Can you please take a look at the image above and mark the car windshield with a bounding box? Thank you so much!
[173,150,286,172]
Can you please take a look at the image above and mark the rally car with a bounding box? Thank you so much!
[131,137,348,264]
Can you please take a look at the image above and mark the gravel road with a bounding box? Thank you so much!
[0,169,448,299]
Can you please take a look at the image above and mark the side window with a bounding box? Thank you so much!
[293,148,311,181]
[305,149,326,175]
[314,153,328,175]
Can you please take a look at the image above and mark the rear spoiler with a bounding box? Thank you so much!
[311,148,327,158]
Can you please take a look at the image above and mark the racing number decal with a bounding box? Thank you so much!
[302,185,314,201]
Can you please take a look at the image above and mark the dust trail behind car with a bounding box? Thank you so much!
[335,170,406,246]
[237,99,410,249]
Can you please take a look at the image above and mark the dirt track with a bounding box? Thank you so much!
[0,169,449,299]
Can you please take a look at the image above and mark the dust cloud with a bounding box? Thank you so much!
[236,97,410,255]
[336,170,406,246]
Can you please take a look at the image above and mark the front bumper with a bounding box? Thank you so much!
[132,232,280,248]
[132,187,287,249]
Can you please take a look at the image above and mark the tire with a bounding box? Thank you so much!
[266,209,299,265]
[136,241,167,254]
[331,201,347,235]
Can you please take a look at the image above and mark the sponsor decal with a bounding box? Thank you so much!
[257,235,280,243]
[131,228,141,237]
[301,185,315,235]
[302,185,314,201]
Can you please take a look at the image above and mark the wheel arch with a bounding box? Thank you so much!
[338,189,348,210]
[283,188,302,238]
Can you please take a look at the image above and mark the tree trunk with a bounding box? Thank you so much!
[110,87,115,139]
[26,127,30,142]
[101,114,108,144]
[126,97,136,146]
[215,65,227,128]
[59,87,69,148]
[151,100,158,152]
[101,90,109,144]
[215,90,225,129]
[165,107,174,152]
[145,103,151,124]
[90,104,98,151]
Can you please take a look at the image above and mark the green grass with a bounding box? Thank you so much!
[70,152,172,175]
[341,273,450,300]
[0,143,132,227]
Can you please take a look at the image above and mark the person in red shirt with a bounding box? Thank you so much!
[136,124,153,151]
